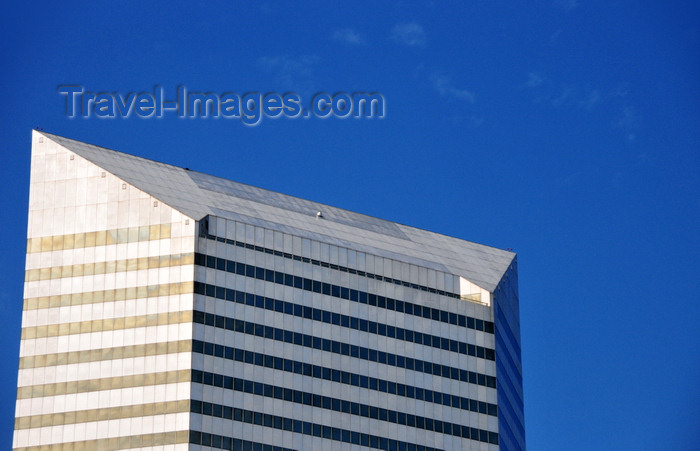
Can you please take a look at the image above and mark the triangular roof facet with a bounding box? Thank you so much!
[39,131,515,292]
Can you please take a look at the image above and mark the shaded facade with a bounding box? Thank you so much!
[14,131,525,450]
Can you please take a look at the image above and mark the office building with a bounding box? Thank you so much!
[14,131,525,450]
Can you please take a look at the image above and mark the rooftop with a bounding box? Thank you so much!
[39,131,515,293]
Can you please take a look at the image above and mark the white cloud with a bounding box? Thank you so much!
[256,55,319,89]
[615,106,638,131]
[391,22,426,48]
[550,86,572,107]
[430,72,475,103]
[332,28,365,45]
[524,71,639,142]
[449,114,484,128]
[525,72,544,88]
[579,89,601,110]
[554,0,578,11]
[611,96,640,141]
[525,73,603,111]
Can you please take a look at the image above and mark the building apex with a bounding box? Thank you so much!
[36,131,515,292]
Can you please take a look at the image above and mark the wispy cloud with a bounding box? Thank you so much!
[332,28,365,45]
[614,106,639,142]
[579,89,601,110]
[391,22,426,48]
[525,73,601,110]
[524,72,640,142]
[550,86,572,108]
[448,114,484,128]
[554,0,578,11]
[256,55,319,91]
[525,72,544,88]
[546,86,603,110]
[430,72,475,103]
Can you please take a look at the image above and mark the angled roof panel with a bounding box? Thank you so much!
[40,131,515,292]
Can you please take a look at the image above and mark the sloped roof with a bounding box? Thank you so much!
[40,131,515,292]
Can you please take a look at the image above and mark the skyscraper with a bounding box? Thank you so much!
[14,131,524,450]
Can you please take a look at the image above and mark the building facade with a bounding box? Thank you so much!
[14,131,525,450]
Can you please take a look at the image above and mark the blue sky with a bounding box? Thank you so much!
[1,1,698,449]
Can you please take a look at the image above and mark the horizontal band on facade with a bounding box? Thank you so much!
[192,398,498,448]
[26,223,174,254]
[189,431,296,451]
[195,282,494,361]
[23,281,194,311]
[191,401,450,451]
[19,339,192,369]
[24,252,194,282]
[13,430,189,451]
[193,339,496,415]
[16,369,191,399]
[20,310,193,340]
[195,251,495,334]
[193,310,497,388]
[192,368,498,439]
[14,399,189,430]
[204,232,484,304]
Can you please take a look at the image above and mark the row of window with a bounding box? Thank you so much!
[193,311,497,388]
[191,399,497,448]
[194,282,495,361]
[203,232,472,304]
[189,430,294,451]
[193,339,496,415]
[195,251,495,334]
[192,369,497,439]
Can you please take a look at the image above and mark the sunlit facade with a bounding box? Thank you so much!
[14,131,524,450]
